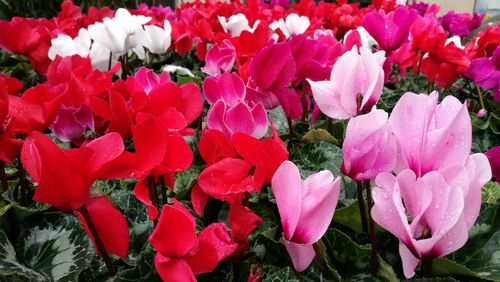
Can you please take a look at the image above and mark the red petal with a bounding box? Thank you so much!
[178,82,203,125]
[199,129,237,165]
[231,133,262,165]
[149,204,198,258]
[21,131,88,210]
[191,183,209,217]
[133,176,158,220]
[197,158,253,204]
[108,90,133,138]
[184,238,219,275]
[161,133,193,172]
[154,253,196,282]
[82,132,125,178]
[132,114,168,176]
[198,223,237,262]
[229,204,263,243]
[76,196,129,258]
[0,132,23,164]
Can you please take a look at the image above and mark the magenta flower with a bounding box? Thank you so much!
[134,67,171,94]
[362,7,418,52]
[204,73,268,138]
[271,161,341,272]
[485,146,500,181]
[308,46,385,119]
[49,104,94,144]
[372,157,491,278]
[439,11,484,38]
[388,91,472,177]
[341,108,397,181]
[201,40,236,77]
[288,35,330,84]
[466,46,500,102]
[246,42,296,109]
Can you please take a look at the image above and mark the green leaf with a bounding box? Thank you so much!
[0,213,94,281]
[333,200,365,233]
[262,266,325,282]
[110,246,160,282]
[268,106,288,137]
[2,187,50,221]
[446,203,500,281]
[290,140,342,179]
[0,230,45,281]
[482,182,500,204]
[252,227,290,267]
[174,166,202,200]
[431,258,476,277]
[321,229,398,282]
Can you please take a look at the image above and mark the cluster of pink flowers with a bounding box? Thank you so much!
[0,0,498,281]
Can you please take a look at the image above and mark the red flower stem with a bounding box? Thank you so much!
[365,180,379,276]
[243,192,250,206]
[356,181,368,233]
[148,175,159,226]
[159,175,168,205]
[0,162,7,192]
[79,204,116,276]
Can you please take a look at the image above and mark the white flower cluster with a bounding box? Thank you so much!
[48,9,172,71]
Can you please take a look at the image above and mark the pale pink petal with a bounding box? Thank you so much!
[399,242,420,279]
[372,171,413,247]
[250,102,268,139]
[284,240,315,272]
[271,161,303,240]
[424,98,471,173]
[388,92,438,176]
[308,80,351,119]
[292,171,340,244]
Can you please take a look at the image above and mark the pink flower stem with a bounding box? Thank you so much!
[356,181,368,233]
[365,180,379,276]
[79,204,116,276]
[148,175,159,226]
[0,162,7,192]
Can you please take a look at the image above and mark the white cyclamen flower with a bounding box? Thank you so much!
[218,13,260,37]
[48,28,91,60]
[132,20,172,59]
[270,14,310,39]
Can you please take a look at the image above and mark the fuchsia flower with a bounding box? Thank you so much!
[201,40,236,77]
[388,92,472,177]
[485,146,500,180]
[362,7,418,53]
[204,73,268,138]
[49,104,94,144]
[341,108,397,181]
[133,67,171,94]
[466,46,500,102]
[308,46,385,119]
[372,159,491,278]
[272,161,341,272]
[439,11,484,38]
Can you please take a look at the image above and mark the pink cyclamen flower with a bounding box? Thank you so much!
[201,40,236,77]
[372,159,491,278]
[49,104,94,144]
[204,73,268,138]
[308,46,385,119]
[388,91,472,177]
[271,161,341,272]
[134,67,171,94]
[362,7,418,53]
[341,108,397,181]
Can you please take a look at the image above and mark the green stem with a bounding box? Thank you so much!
[356,181,368,234]
[79,205,116,276]
[365,180,378,276]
